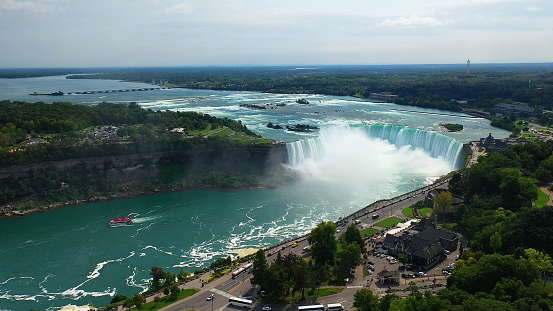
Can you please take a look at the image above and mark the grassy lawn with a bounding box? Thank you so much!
[420,207,433,218]
[128,288,199,311]
[188,125,212,135]
[402,207,415,218]
[375,217,403,229]
[360,228,379,238]
[211,129,233,137]
[536,188,550,208]
[256,138,274,144]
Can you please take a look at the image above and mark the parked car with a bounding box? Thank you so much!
[417,272,427,277]
[262,307,272,311]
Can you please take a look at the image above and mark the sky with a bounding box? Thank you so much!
[0,0,552,67]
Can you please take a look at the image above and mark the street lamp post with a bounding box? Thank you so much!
[211,297,214,311]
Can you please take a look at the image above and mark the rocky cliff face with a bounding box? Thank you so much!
[0,143,288,180]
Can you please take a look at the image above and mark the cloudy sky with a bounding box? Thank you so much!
[1,0,551,67]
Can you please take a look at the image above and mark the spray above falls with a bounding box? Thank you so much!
[286,125,464,184]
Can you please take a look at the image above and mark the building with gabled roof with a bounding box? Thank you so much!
[382,219,458,270]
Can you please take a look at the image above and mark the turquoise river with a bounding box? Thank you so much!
[0,75,509,310]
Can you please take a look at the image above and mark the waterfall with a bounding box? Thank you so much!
[287,124,465,171]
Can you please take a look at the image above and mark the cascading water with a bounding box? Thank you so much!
[287,124,465,174]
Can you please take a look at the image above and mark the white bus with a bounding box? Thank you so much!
[327,303,344,311]
[297,304,325,311]
[228,296,253,308]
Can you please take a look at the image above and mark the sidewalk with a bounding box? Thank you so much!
[117,269,214,311]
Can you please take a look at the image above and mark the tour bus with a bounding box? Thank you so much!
[228,296,253,308]
[327,302,344,311]
[232,263,253,279]
[232,267,245,279]
[297,304,325,311]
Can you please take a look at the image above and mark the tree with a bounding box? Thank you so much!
[499,168,538,210]
[398,253,408,265]
[122,298,134,310]
[490,232,502,253]
[251,249,268,288]
[308,221,337,267]
[164,271,176,287]
[150,267,166,290]
[353,288,379,311]
[336,242,362,285]
[434,191,453,224]
[312,263,328,297]
[525,248,553,285]
[263,262,287,299]
[132,293,145,311]
[292,257,312,300]
[378,294,400,311]
[170,284,180,300]
[343,224,364,250]
[177,269,191,282]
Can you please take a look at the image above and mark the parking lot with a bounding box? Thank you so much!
[361,238,462,296]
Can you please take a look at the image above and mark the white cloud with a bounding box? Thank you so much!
[525,5,540,12]
[162,2,192,14]
[0,0,61,13]
[377,15,445,28]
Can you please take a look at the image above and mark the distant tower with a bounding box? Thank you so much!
[466,59,471,75]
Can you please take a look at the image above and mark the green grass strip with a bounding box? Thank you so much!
[402,207,415,218]
[360,228,379,238]
[128,288,200,311]
[420,207,433,218]
[536,188,550,208]
[375,217,403,228]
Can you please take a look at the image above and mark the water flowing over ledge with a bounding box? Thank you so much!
[286,124,465,170]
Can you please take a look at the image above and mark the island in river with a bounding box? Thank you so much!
[0,100,295,218]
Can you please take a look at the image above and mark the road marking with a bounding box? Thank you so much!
[229,275,252,293]
[347,285,363,288]
[210,288,233,299]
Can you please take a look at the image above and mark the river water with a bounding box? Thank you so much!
[0,75,509,310]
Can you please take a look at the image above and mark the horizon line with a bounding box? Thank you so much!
[1,62,553,71]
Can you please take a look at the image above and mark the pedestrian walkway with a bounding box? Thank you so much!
[210,287,234,299]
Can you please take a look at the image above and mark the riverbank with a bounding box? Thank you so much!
[0,164,299,220]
